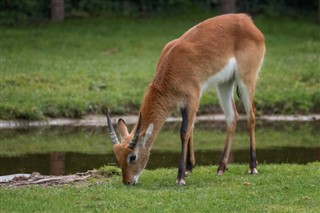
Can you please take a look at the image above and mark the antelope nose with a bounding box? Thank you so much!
[123,180,132,185]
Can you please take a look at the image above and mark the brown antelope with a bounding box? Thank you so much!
[106,14,265,185]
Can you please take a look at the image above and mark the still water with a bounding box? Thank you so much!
[1,120,319,176]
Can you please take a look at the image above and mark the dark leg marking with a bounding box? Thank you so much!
[186,135,195,176]
[248,105,258,174]
[249,146,258,173]
[186,143,193,173]
[177,107,188,184]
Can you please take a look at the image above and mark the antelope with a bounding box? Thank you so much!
[106,14,265,185]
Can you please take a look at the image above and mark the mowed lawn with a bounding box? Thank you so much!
[1,163,320,212]
[1,15,319,119]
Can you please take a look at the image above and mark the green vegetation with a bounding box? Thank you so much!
[1,163,319,212]
[1,15,319,120]
[1,122,319,156]
[1,0,317,25]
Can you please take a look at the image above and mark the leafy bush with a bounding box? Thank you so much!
[0,0,50,25]
[1,0,318,25]
[238,0,318,17]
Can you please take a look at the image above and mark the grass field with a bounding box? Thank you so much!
[1,15,319,120]
[1,163,319,212]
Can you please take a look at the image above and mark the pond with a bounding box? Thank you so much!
[1,120,319,176]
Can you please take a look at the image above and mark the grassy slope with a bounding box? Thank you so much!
[1,163,320,212]
[1,15,319,119]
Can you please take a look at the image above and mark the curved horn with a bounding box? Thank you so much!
[128,113,142,149]
[105,109,120,145]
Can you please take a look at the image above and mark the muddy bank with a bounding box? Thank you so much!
[0,114,319,129]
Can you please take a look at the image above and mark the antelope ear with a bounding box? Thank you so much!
[140,123,154,147]
[112,143,122,162]
[117,119,129,138]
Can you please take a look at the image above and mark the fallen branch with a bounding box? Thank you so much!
[1,171,94,187]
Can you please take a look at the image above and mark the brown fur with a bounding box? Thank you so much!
[111,14,265,185]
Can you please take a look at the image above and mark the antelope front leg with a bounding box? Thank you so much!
[177,106,196,185]
[185,131,195,176]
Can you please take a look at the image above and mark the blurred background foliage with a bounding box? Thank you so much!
[0,0,318,26]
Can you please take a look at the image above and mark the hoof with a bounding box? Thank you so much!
[216,170,225,176]
[216,163,227,176]
[185,170,192,176]
[176,178,186,186]
[248,168,258,174]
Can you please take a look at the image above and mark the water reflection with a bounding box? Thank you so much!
[50,152,65,175]
[1,147,319,176]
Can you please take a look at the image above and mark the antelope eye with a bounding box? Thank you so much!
[130,155,136,162]
[127,154,138,164]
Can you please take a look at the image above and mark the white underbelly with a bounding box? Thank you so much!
[201,57,237,95]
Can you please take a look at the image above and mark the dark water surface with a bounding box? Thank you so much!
[1,147,320,176]
[0,120,319,176]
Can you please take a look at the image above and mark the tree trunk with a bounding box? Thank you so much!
[51,0,64,21]
[220,0,236,14]
[318,0,320,24]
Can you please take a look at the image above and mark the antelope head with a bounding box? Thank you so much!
[106,110,154,185]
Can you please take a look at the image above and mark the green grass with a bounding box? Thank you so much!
[1,15,319,119]
[1,122,318,156]
[254,16,320,114]
[1,163,319,212]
